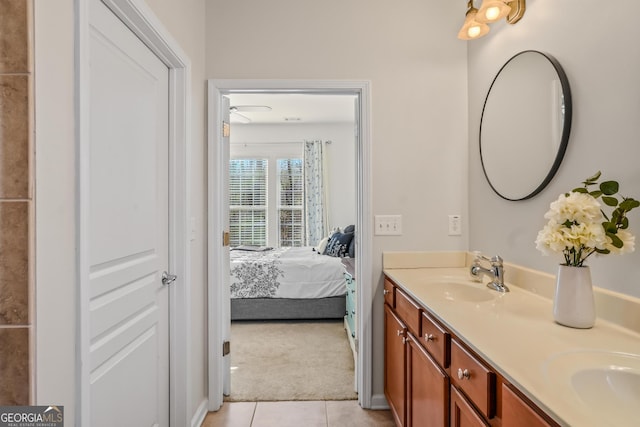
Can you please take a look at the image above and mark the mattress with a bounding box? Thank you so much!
[230,246,347,299]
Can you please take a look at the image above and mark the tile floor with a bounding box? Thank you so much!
[201,400,396,427]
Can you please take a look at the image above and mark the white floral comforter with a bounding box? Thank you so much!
[230,247,347,299]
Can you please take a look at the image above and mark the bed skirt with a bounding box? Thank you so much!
[231,296,346,321]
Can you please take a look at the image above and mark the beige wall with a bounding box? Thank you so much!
[205,0,470,400]
[467,0,640,298]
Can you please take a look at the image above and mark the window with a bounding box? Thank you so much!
[277,158,304,247]
[229,159,267,246]
[229,155,305,247]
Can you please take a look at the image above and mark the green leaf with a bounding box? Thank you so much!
[584,171,601,184]
[603,221,617,233]
[610,209,622,223]
[602,196,618,206]
[620,198,640,211]
[572,187,588,193]
[600,180,619,195]
[595,248,611,254]
[620,217,629,229]
[589,190,603,198]
[607,232,623,248]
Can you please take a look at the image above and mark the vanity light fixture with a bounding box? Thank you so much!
[476,0,511,23]
[458,0,526,40]
[457,0,490,40]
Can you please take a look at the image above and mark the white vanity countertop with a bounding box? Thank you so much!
[383,264,640,427]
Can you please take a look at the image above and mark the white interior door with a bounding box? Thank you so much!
[88,0,170,425]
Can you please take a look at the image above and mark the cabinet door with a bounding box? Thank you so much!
[502,384,552,427]
[385,304,407,427]
[450,386,489,427]
[407,334,449,427]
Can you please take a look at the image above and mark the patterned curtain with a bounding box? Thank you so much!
[304,140,328,246]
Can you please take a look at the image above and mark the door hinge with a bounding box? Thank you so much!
[222,121,230,138]
[223,231,230,247]
[222,340,231,356]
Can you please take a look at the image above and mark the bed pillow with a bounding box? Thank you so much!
[316,236,329,254]
[343,224,355,234]
[324,232,354,258]
[348,234,355,258]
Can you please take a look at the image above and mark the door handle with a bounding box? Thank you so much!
[162,271,178,286]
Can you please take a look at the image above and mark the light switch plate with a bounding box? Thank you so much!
[448,214,462,236]
[375,215,402,235]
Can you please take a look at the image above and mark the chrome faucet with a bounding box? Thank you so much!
[469,252,509,292]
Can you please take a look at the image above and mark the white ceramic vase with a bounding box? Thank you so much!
[553,265,596,329]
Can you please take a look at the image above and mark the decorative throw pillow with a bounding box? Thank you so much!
[322,229,339,255]
[348,234,355,258]
[325,232,354,258]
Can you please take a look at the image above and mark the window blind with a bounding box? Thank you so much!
[277,158,304,247]
[229,159,268,246]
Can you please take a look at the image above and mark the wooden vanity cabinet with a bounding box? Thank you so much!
[385,304,407,427]
[450,339,495,419]
[502,384,553,427]
[384,275,558,427]
[395,288,422,336]
[421,312,449,369]
[450,385,489,427]
[385,278,450,427]
[384,278,395,307]
[407,333,449,426]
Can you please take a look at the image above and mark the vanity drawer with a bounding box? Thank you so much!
[383,278,395,307]
[421,312,450,369]
[450,338,496,419]
[395,288,422,336]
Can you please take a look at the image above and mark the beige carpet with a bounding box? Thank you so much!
[225,320,358,402]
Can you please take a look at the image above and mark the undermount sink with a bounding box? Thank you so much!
[428,278,497,303]
[542,350,640,426]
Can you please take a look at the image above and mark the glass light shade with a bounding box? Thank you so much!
[457,9,490,40]
[476,0,511,23]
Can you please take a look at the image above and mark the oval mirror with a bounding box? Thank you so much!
[480,50,572,201]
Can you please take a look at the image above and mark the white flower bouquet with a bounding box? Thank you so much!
[535,172,639,267]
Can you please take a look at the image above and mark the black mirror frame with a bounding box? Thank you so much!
[479,50,573,201]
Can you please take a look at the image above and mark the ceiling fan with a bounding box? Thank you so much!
[229,105,272,123]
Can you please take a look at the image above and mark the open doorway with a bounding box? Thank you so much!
[207,80,373,411]
[225,92,357,401]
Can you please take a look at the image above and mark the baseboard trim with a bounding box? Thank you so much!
[370,393,389,410]
[190,398,209,427]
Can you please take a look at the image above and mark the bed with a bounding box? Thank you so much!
[230,246,349,320]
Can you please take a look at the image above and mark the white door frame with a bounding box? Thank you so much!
[76,1,192,425]
[207,79,373,410]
